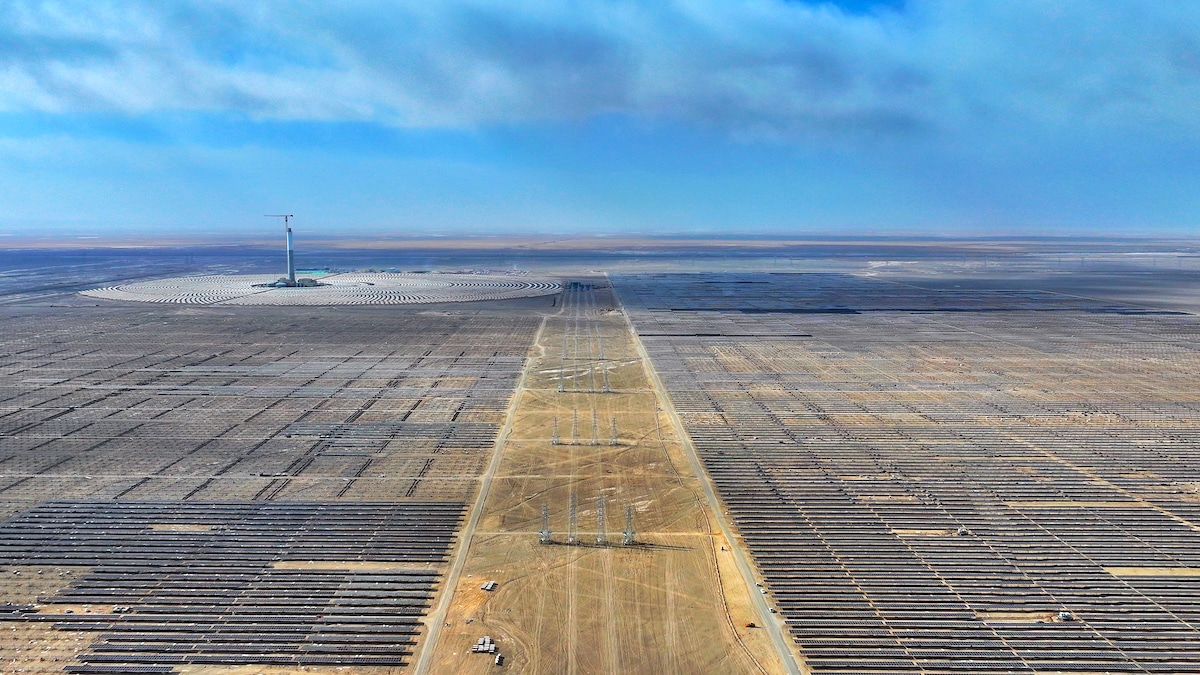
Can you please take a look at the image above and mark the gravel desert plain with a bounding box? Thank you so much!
[4,236,1200,674]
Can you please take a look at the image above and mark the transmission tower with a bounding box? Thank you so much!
[572,318,580,392]
[610,417,619,446]
[596,495,608,546]
[591,408,599,446]
[570,408,579,445]
[559,331,568,392]
[566,493,578,545]
[623,505,636,546]
[539,504,552,544]
[551,416,560,445]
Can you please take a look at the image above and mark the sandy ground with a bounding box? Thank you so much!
[1,566,96,674]
[417,283,795,674]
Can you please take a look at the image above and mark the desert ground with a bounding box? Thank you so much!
[417,279,797,674]
[4,237,1200,673]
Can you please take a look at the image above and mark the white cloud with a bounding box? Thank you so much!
[0,0,1198,140]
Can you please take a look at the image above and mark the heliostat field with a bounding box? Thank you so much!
[81,272,560,306]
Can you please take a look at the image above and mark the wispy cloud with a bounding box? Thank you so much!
[3,1,1197,140]
[2,1,1198,236]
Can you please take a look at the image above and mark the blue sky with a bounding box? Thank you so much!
[1,1,1199,237]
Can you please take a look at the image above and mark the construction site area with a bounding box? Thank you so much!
[3,242,1200,674]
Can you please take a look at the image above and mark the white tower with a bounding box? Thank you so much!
[266,214,296,284]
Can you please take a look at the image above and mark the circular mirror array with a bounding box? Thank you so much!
[82,272,562,306]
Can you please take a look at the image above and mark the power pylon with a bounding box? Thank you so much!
[596,495,608,546]
[539,504,552,544]
[566,493,578,545]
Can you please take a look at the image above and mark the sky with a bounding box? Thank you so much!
[2,0,1199,238]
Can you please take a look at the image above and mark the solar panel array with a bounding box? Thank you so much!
[617,273,1200,674]
[0,300,545,670]
[0,500,460,670]
[0,306,540,510]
